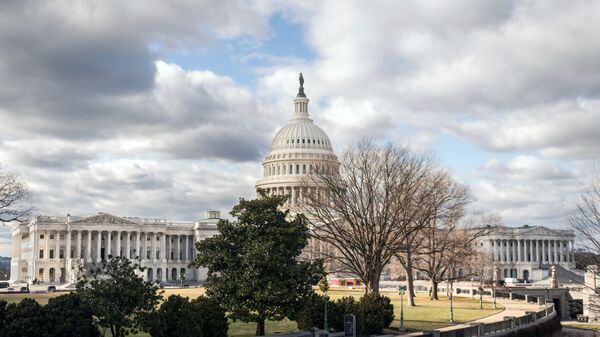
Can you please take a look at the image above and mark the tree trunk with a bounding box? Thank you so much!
[256,317,266,336]
[367,268,382,294]
[405,253,416,306]
[430,279,439,300]
[479,291,483,309]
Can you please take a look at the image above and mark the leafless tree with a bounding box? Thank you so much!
[0,167,31,224]
[469,251,495,309]
[300,141,458,294]
[569,167,600,314]
[414,215,487,300]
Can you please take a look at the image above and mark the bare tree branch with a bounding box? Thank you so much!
[0,166,31,224]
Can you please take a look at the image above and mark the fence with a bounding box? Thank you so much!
[415,303,556,337]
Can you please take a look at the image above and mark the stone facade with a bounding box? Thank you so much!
[9,211,220,285]
[475,225,576,281]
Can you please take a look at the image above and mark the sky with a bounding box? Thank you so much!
[1,0,599,256]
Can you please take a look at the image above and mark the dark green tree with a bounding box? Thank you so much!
[192,192,324,336]
[148,295,227,337]
[3,298,48,337]
[76,256,162,337]
[45,293,100,337]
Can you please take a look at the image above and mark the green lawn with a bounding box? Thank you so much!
[0,288,503,336]
[562,322,600,332]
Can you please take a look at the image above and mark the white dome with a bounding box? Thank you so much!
[270,117,333,151]
[255,74,339,208]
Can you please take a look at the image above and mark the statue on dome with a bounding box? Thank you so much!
[297,73,306,97]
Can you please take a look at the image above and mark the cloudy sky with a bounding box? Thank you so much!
[1,0,599,255]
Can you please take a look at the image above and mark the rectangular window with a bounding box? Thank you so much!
[59,250,64,259]
[156,250,160,259]
[146,250,151,259]
[40,234,44,239]
[49,250,54,259]
[50,234,54,239]
[171,252,174,259]
[39,250,44,259]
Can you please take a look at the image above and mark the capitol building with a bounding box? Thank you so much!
[9,74,578,285]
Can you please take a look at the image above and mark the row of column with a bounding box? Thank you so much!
[38,230,195,263]
[264,186,318,205]
[491,239,574,264]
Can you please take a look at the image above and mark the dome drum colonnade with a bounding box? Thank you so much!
[256,74,340,207]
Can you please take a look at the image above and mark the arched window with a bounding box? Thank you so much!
[302,139,305,143]
[291,139,294,143]
[289,165,293,174]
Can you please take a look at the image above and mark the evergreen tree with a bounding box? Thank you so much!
[192,192,324,336]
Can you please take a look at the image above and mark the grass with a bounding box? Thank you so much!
[562,322,600,331]
[0,287,503,336]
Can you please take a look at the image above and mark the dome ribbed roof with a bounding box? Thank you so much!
[271,118,333,151]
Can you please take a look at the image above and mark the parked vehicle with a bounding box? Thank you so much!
[6,287,14,291]
[20,287,29,293]
[47,286,56,292]
[0,282,9,288]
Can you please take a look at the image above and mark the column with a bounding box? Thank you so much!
[86,231,92,262]
[76,231,82,259]
[151,233,156,261]
[116,231,122,257]
[175,235,180,261]
[126,231,131,259]
[96,231,102,262]
[66,230,72,259]
[45,231,49,259]
[107,231,112,257]
[184,235,188,261]
[161,233,166,262]
[516,239,521,262]
[135,231,141,259]
[55,231,60,260]
[528,240,533,262]
[553,240,558,263]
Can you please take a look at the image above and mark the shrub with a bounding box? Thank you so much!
[149,295,228,337]
[295,292,327,330]
[4,298,48,337]
[45,293,100,337]
[191,296,228,337]
[330,296,361,332]
[359,293,386,335]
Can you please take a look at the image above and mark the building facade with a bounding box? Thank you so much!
[476,225,576,281]
[255,73,340,206]
[9,211,220,285]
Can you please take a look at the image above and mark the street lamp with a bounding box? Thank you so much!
[398,285,406,331]
[471,278,475,299]
[492,282,497,310]
[449,291,454,323]
[323,289,330,337]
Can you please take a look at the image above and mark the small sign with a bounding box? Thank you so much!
[344,314,356,337]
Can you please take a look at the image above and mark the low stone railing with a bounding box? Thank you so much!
[414,302,557,337]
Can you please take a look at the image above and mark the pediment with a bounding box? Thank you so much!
[520,226,562,236]
[73,213,137,225]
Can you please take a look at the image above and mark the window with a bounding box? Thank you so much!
[156,250,160,259]
[302,139,305,143]
[50,234,54,239]
[40,234,44,239]
[146,250,151,259]
[49,249,54,259]
[313,139,315,144]
[59,250,64,259]
[39,250,44,259]
[317,140,320,144]
[171,252,174,259]
[303,165,306,174]
[296,165,299,174]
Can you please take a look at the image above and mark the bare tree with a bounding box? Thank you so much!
[415,217,486,300]
[469,251,495,309]
[0,167,31,224]
[300,141,441,294]
[569,167,600,315]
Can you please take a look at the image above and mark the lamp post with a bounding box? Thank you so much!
[449,290,454,323]
[492,281,497,310]
[399,285,406,331]
[323,289,329,337]
[471,278,475,299]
